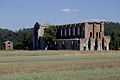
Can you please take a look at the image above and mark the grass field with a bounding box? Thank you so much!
[0,50,120,80]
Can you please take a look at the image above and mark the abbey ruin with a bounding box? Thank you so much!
[32,22,110,50]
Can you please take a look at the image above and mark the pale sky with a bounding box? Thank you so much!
[0,0,120,30]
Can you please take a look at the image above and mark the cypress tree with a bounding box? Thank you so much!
[95,38,98,50]
[115,40,119,50]
[102,37,105,50]
[109,40,112,50]
[88,37,91,50]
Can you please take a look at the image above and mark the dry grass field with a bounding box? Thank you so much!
[0,50,120,80]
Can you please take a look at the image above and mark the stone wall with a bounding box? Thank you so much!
[87,22,104,40]
[56,23,85,39]
[32,22,45,50]
[104,36,111,50]
[56,39,80,50]
[4,41,13,50]
[32,21,110,51]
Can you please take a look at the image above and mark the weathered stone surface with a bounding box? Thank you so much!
[32,21,110,51]
[4,41,13,50]
[32,22,45,50]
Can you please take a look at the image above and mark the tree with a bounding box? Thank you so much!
[102,37,105,50]
[104,22,120,36]
[109,39,113,50]
[22,32,32,50]
[111,32,118,50]
[14,43,25,50]
[117,31,120,48]
[115,40,119,50]
[95,38,98,50]
[88,37,91,50]
[43,25,57,50]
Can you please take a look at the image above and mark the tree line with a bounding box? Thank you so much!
[105,22,120,50]
[0,28,33,50]
[0,22,120,50]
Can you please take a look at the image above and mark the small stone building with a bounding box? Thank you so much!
[4,41,13,50]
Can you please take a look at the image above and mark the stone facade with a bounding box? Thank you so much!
[32,22,45,50]
[4,41,13,50]
[32,22,110,50]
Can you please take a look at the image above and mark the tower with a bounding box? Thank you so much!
[100,21,104,40]
[33,22,41,50]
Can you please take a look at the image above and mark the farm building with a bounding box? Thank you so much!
[3,41,13,50]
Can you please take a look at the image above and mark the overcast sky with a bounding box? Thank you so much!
[0,0,120,30]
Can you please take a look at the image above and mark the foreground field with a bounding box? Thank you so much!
[0,50,120,80]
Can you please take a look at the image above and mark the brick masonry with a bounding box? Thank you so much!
[32,22,110,50]
[4,41,13,50]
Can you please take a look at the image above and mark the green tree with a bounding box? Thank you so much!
[110,31,118,50]
[43,25,57,50]
[88,37,91,50]
[14,43,25,50]
[117,31,120,48]
[102,37,105,50]
[109,39,113,50]
[95,38,98,50]
[104,22,120,36]
[22,32,32,50]
[115,40,119,50]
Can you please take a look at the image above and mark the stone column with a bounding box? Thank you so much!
[85,22,88,39]
[101,22,104,40]
[78,24,81,38]
[73,26,75,36]
[75,24,78,37]
[56,26,60,39]
[77,24,80,37]
[68,25,71,38]
[72,25,75,37]
[66,25,69,38]
[80,24,83,38]
[64,25,67,38]
[70,25,73,38]
[62,26,65,38]
[62,25,67,39]
[60,26,63,38]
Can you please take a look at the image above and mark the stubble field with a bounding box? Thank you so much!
[0,50,120,80]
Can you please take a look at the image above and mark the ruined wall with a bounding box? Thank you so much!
[83,22,105,50]
[104,36,111,50]
[56,22,104,40]
[79,38,88,50]
[32,22,45,50]
[56,23,85,39]
[38,37,45,50]
[32,21,110,51]
[56,39,80,50]
[87,22,104,40]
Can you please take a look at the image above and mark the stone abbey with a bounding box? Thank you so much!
[32,22,110,50]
